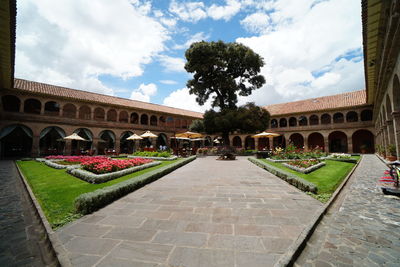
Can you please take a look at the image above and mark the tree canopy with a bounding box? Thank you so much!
[202,103,270,136]
[185,41,265,111]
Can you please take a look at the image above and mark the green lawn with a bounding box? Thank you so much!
[17,159,182,228]
[261,156,360,202]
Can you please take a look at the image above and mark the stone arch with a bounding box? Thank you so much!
[94,107,105,121]
[130,112,139,124]
[321,113,331,124]
[308,132,324,151]
[271,119,278,128]
[273,135,286,149]
[150,115,158,126]
[2,95,20,112]
[289,117,297,127]
[333,112,344,123]
[159,116,166,126]
[289,133,304,149]
[328,131,348,153]
[107,109,117,122]
[175,118,181,128]
[63,103,77,118]
[98,130,116,154]
[360,109,373,121]
[24,98,41,114]
[299,116,308,126]
[72,128,93,154]
[245,136,255,150]
[232,136,242,147]
[39,126,66,155]
[120,131,134,154]
[140,114,148,125]
[0,124,33,157]
[79,105,91,120]
[119,110,129,123]
[258,138,268,150]
[352,129,375,153]
[279,118,287,127]
[346,111,358,122]
[157,133,168,148]
[166,117,174,127]
[309,114,319,125]
[44,101,60,116]
[393,74,400,110]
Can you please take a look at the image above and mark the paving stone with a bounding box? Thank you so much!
[152,231,208,247]
[262,237,293,253]
[207,234,265,252]
[103,227,157,241]
[97,215,146,227]
[235,251,280,267]
[69,253,102,267]
[64,236,119,255]
[109,241,173,263]
[61,222,112,237]
[185,222,233,235]
[168,247,234,267]
[96,256,162,267]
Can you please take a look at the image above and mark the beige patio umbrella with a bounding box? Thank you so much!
[126,133,143,140]
[140,131,158,138]
[252,132,281,151]
[175,131,203,139]
[63,133,87,141]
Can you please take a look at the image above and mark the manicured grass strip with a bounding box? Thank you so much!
[17,159,182,229]
[75,156,196,215]
[260,157,359,195]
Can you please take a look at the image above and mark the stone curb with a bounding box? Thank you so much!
[274,155,362,267]
[127,155,178,161]
[15,162,72,267]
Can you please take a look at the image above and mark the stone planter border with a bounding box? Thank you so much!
[282,162,325,174]
[265,158,295,163]
[44,159,81,169]
[248,158,317,193]
[67,161,161,184]
[127,155,178,161]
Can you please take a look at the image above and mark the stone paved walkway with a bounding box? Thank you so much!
[295,155,400,267]
[0,160,56,266]
[57,156,322,267]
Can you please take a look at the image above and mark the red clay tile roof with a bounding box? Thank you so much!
[13,78,203,118]
[264,90,368,116]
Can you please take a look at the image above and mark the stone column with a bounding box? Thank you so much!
[386,119,395,145]
[304,137,309,152]
[254,138,259,150]
[40,104,45,115]
[347,137,353,153]
[115,139,120,154]
[93,137,100,155]
[392,111,400,157]
[324,136,330,153]
[32,135,40,157]
[65,139,72,155]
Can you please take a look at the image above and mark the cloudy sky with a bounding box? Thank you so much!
[15,0,364,112]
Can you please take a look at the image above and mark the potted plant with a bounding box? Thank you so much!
[386,144,397,161]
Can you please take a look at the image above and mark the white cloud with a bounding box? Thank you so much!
[173,32,209,50]
[158,55,186,72]
[163,88,211,112]
[130,83,157,102]
[240,12,271,34]
[160,80,178,85]
[207,0,241,21]
[15,0,169,95]
[169,0,207,23]
[236,0,364,105]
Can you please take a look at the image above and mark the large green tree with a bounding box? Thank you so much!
[185,41,268,144]
[185,41,266,111]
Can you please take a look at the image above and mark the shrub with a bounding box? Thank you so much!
[75,156,196,214]
[133,151,173,158]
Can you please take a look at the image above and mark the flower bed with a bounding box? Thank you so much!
[325,153,358,163]
[43,155,108,169]
[283,159,325,174]
[68,159,161,184]
[271,144,327,160]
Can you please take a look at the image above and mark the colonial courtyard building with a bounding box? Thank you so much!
[0,79,202,157]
